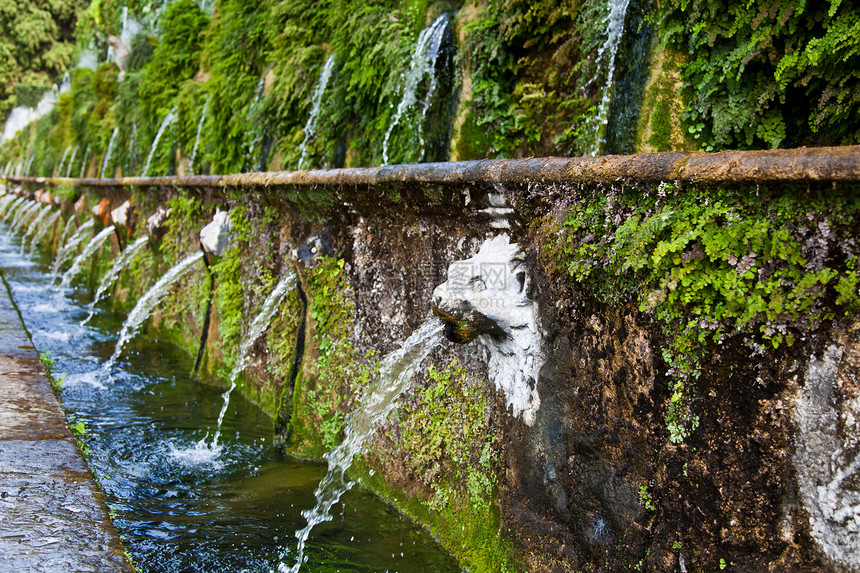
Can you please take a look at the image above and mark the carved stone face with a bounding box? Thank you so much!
[432,234,529,342]
[432,234,543,425]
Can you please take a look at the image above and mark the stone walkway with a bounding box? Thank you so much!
[0,279,132,571]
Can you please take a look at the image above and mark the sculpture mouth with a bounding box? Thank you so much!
[432,305,507,344]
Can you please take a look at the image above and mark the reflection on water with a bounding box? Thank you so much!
[0,222,459,573]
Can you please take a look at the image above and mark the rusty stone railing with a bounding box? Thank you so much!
[5,146,860,191]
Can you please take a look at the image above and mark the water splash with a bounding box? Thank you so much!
[59,225,116,290]
[381,14,450,165]
[65,146,79,177]
[21,205,52,252]
[28,211,63,255]
[102,251,204,377]
[56,146,72,178]
[141,107,178,177]
[189,96,212,176]
[297,55,336,170]
[50,219,95,277]
[81,235,150,325]
[280,319,444,572]
[101,128,120,178]
[587,0,631,156]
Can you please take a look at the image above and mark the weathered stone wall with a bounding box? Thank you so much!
[6,175,860,572]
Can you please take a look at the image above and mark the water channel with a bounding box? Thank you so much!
[0,220,459,572]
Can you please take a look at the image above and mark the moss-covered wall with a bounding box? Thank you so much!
[6,173,859,572]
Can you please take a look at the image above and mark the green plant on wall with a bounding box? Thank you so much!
[459,0,611,159]
[662,0,860,150]
[373,359,517,571]
[537,182,860,441]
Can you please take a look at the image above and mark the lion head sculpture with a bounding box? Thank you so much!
[432,234,543,425]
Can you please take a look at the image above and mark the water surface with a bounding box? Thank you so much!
[0,221,459,572]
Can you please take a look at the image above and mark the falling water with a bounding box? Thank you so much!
[170,271,298,466]
[381,14,450,165]
[141,107,178,177]
[297,55,336,170]
[79,145,91,178]
[281,319,444,573]
[58,225,116,290]
[188,96,212,176]
[214,272,296,446]
[0,195,17,216]
[127,122,137,175]
[243,78,267,172]
[12,202,41,232]
[101,251,204,376]
[587,0,631,156]
[20,204,52,252]
[50,219,95,277]
[56,146,72,177]
[81,235,150,326]
[3,197,25,222]
[28,210,63,255]
[65,146,79,177]
[101,128,120,178]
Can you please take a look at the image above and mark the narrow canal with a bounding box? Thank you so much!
[0,222,459,572]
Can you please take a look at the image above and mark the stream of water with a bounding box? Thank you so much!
[0,214,459,572]
[284,319,445,572]
[59,224,116,290]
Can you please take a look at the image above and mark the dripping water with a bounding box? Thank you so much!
[79,145,91,178]
[189,96,212,176]
[381,14,451,165]
[56,145,72,178]
[587,0,631,156]
[65,145,79,177]
[101,127,120,178]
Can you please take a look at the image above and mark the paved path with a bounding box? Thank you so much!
[0,278,132,571]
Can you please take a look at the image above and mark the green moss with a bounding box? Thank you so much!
[536,182,860,441]
[286,255,374,457]
[359,360,518,572]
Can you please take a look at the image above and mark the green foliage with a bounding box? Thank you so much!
[198,0,273,174]
[638,484,655,511]
[0,0,79,119]
[136,0,207,136]
[538,182,860,441]
[268,0,453,168]
[663,0,860,150]
[461,0,608,158]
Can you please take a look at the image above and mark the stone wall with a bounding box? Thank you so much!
[7,174,860,572]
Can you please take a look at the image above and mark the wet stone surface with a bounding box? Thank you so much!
[0,282,132,572]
